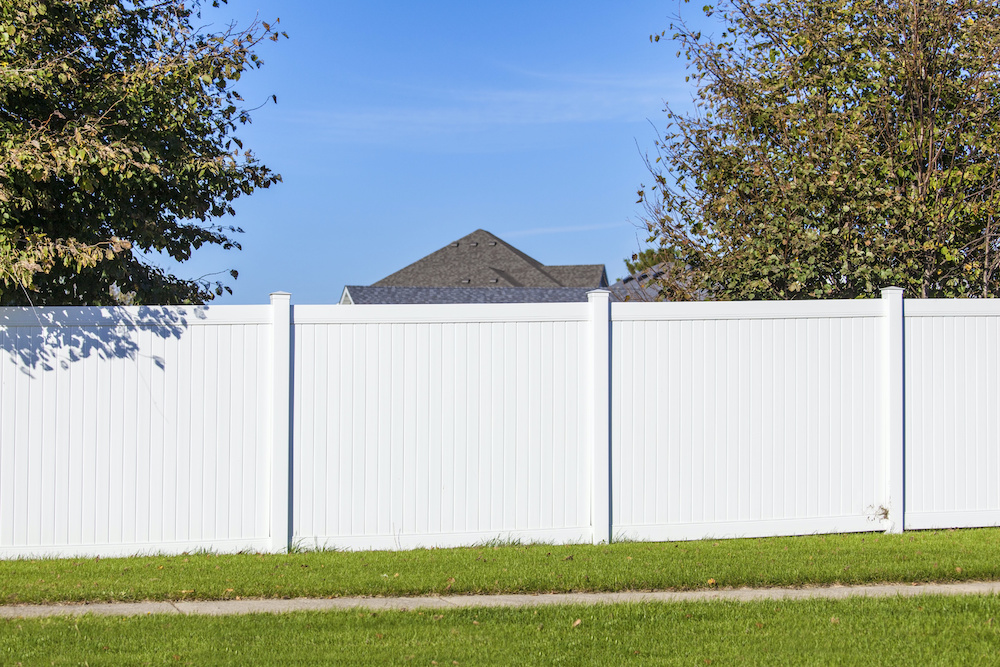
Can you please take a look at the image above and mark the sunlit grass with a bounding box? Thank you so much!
[4,595,1000,665]
[2,528,998,604]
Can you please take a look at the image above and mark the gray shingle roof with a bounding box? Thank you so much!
[373,229,608,289]
[545,265,609,289]
[608,263,667,302]
[607,261,706,302]
[341,286,595,305]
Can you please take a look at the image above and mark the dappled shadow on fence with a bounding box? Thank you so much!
[0,305,208,376]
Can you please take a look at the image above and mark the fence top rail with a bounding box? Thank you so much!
[291,302,590,324]
[14,296,997,329]
[611,299,884,321]
[904,299,1000,317]
[0,304,271,328]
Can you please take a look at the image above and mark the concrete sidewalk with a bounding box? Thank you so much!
[3,581,1000,618]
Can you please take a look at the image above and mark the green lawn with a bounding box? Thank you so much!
[2,528,999,604]
[3,595,1000,665]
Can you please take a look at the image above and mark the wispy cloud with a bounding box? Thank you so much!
[288,70,686,147]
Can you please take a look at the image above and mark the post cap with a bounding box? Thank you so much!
[587,289,611,301]
[269,291,291,303]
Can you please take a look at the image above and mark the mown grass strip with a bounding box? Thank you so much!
[4,595,1000,665]
[2,528,999,604]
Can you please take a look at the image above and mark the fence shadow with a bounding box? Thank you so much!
[0,305,208,376]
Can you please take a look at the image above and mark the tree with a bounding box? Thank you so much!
[624,248,663,275]
[0,0,285,305]
[639,0,1000,300]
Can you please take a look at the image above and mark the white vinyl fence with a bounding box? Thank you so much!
[904,300,1000,529]
[291,304,592,550]
[1,288,998,558]
[0,304,278,557]
[610,300,889,542]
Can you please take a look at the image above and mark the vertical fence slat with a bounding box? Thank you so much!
[269,292,292,552]
[881,287,905,533]
[588,290,611,544]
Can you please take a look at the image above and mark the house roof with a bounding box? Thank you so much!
[607,262,669,302]
[372,229,608,289]
[606,260,708,302]
[341,286,595,305]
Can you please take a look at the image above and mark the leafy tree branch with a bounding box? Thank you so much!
[640,0,1000,299]
[0,0,287,304]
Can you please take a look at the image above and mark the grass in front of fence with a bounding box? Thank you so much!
[4,595,1000,665]
[2,528,999,605]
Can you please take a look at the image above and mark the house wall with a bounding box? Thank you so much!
[1,292,997,558]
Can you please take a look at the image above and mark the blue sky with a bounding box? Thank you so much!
[164,1,711,304]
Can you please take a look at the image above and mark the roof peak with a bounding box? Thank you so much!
[371,229,607,289]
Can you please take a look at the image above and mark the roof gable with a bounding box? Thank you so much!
[545,264,609,288]
[373,229,607,289]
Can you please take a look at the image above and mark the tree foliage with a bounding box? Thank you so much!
[639,0,1000,300]
[0,0,285,305]
[624,248,664,275]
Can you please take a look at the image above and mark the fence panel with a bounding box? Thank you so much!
[610,301,887,541]
[291,304,593,549]
[904,301,1000,530]
[7,294,1000,559]
[0,306,273,557]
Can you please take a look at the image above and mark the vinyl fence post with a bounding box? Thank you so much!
[270,292,293,552]
[881,287,905,534]
[588,290,612,544]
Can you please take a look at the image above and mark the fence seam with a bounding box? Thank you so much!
[269,292,292,552]
[588,290,611,544]
[881,287,905,534]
